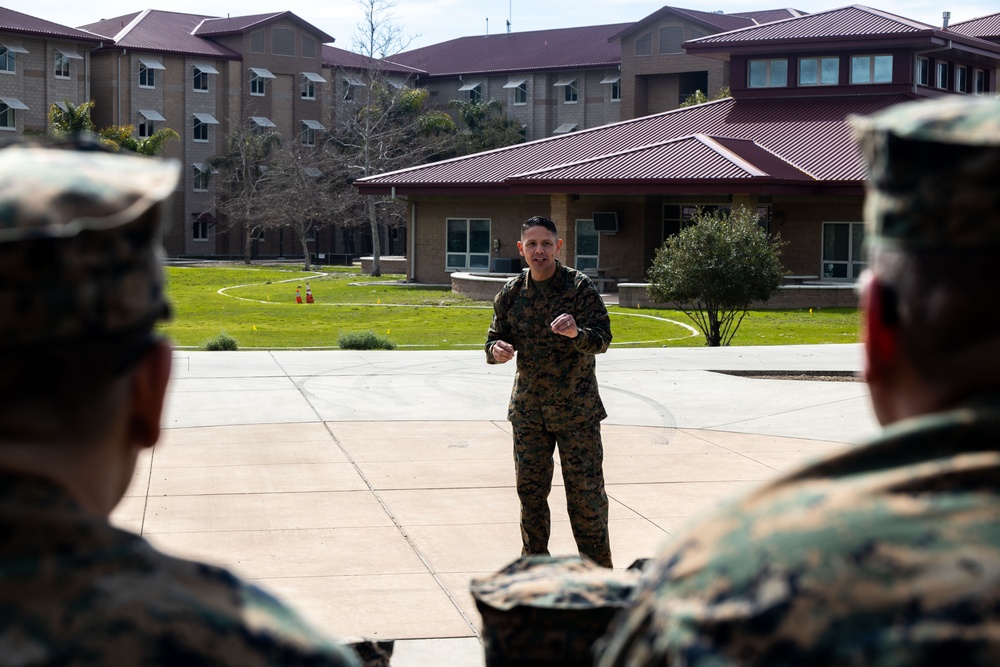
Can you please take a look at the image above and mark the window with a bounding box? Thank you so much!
[662,204,699,242]
[822,222,866,280]
[850,55,892,84]
[138,58,164,88]
[602,74,621,101]
[192,113,218,142]
[798,57,838,86]
[301,120,324,146]
[343,77,361,100]
[137,110,164,139]
[458,80,482,101]
[635,32,652,56]
[916,57,930,86]
[975,69,987,95]
[192,64,218,92]
[0,102,15,129]
[659,26,684,54]
[54,51,71,78]
[554,78,579,103]
[748,59,787,88]
[446,218,490,271]
[302,35,316,58]
[955,65,968,93]
[503,78,528,105]
[192,215,209,241]
[0,44,26,73]
[250,116,276,134]
[249,68,275,96]
[272,28,295,56]
[193,164,210,192]
[936,61,949,89]
[576,219,599,272]
[301,72,325,100]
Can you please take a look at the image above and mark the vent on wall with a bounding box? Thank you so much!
[592,212,619,233]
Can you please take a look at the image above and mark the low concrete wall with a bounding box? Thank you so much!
[451,272,517,300]
[359,256,407,275]
[618,282,859,310]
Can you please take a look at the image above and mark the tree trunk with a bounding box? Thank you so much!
[368,199,381,277]
[243,227,254,265]
[299,227,312,271]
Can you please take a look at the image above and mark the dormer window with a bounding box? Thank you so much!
[850,55,892,84]
[798,57,839,86]
[748,59,787,88]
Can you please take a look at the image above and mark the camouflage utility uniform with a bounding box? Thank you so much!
[596,397,1000,665]
[487,260,613,567]
[0,471,360,666]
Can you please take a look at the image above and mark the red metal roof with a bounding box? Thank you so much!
[356,94,909,195]
[194,12,335,43]
[689,5,932,44]
[82,10,241,58]
[322,45,421,76]
[949,12,1000,39]
[729,8,809,23]
[615,7,755,40]
[0,6,104,42]
[391,23,629,77]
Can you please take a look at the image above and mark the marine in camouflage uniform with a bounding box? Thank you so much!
[486,216,613,568]
[596,96,1000,666]
[0,144,360,667]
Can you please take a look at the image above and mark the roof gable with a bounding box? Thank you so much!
[0,6,104,43]
[687,4,932,45]
[81,10,241,58]
[193,11,334,43]
[616,6,755,41]
[391,23,629,77]
[949,12,1000,39]
[357,94,908,194]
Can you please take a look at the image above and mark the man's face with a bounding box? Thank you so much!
[518,225,563,281]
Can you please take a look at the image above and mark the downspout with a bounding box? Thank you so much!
[390,186,416,282]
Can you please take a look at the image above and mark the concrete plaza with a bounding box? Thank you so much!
[112,344,877,666]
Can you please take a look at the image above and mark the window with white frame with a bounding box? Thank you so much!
[302,72,325,100]
[850,55,892,84]
[576,219,599,272]
[955,65,968,93]
[138,118,154,138]
[822,222,866,280]
[936,61,949,89]
[193,164,210,192]
[916,57,930,86]
[0,102,15,130]
[748,59,787,88]
[469,84,482,102]
[250,68,274,96]
[635,32,652,56]
[798,56,838,86]
[446,218,490,271]
[611,79,621,101]
[975,69,987,95]
[343,78,359,100]
[0,45,24,73]
[301,120,324,146]
[138,59,164,88]
[563,80,578,103]
[192,113,218,142]
[192,215,209,241]
[514,81,527,104]
[54,51,71,78]
[192,64,218,92]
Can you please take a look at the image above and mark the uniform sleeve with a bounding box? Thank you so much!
[485,285,513,364]
[572,278,612,355]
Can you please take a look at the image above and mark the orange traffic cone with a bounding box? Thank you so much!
[305,283,314,304]
[295,286,302,304]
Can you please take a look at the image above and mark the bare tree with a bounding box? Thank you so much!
[334,0,456,276]
[209,124,282,264]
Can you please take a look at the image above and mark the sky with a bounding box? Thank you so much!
[4,1,996,51]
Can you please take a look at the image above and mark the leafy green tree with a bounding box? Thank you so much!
[209,126,283,264]
[449,98,524,153]
[679,86,732,108]
[48,100,96,136]
[647,205,785,346]
[49,101,178,156]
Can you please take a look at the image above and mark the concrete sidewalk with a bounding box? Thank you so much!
[112,345,877,666]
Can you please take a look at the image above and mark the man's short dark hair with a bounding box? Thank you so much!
[522,216,557,236]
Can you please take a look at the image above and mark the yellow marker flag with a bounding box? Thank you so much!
[387,329,391,335]
[809,308,813,315]
[377,298,381,305]
[252,325,257,331]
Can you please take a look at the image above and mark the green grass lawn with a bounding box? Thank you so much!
[160,264,860,349]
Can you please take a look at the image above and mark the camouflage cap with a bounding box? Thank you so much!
[471,556,640,666]
[0,144,180,346]
[851,96,1000,248]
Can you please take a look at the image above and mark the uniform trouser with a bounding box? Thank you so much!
[512,421,612,568]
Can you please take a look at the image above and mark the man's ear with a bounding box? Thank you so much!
[555,238,563,253]
[517,240,525,256]
[861,274,898,384]
[128,339,172,450]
